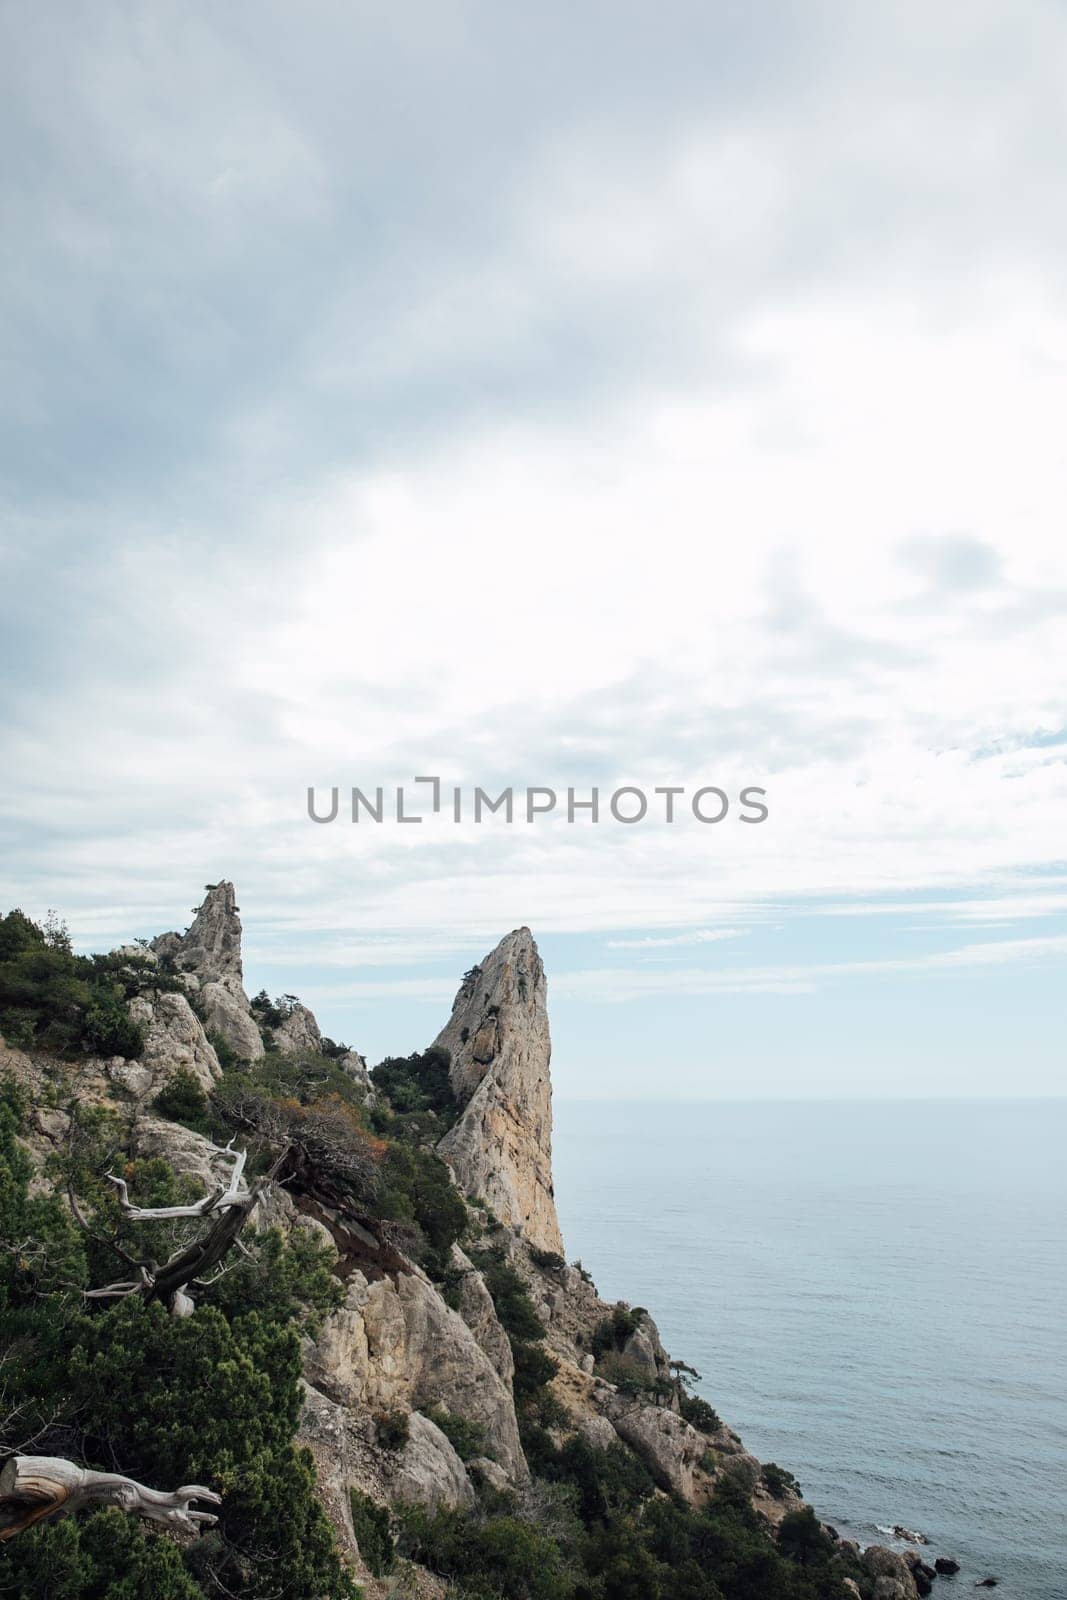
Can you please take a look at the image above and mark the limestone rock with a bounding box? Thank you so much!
[450,1245,514,1385]
[601,1392,709,1498]
[0,1036,36,1093]
[863,1546,920,1600]
[127,990,221,1095]
[271,1002,322,1056]
[620,1315,670,1382]
[393,1411,475,1511]
[295,1384,364,1569]
[434,929,562,1255]
[111,942,159,966]
[150,883,264,1061]
[549,1360,622,1452]
[199,980,264,1062]
[153,881,244,987]
[106,1057,154,1098]
[297,1383,472,1590]
[133,1117,229,1190]
[468,1456,511,1494]
[340,1049,375,1101]
[306,1267,526,1481]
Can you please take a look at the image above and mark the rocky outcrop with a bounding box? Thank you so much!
[271,1002,322,1056]
[298,1385,472,1591]
[339,1049,375,1102]
[305,1266,527,1482]
[601,1390,712,1499]
[152,882,244,988]
[450,1245,514,1384]
[200,982,264,1061]
[127,990,221,1095]
[862,1546,922,1600]
[434,929,562,1255]
[151,883,264,1061]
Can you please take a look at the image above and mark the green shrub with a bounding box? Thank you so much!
[762,1461,802,1500]
[680,1391,722,1435]
[398,1504,573,1600]
[206,1028,241,1071]
[0,1078,357,1600]
[0,1507,204,1599]
[375,1409,411,1451]
[777,1506,832,1566]
[427,1408,487,1462]
[595,1350,659,1397]
[0,909,146,1060]
[376,1140,468,1267]
[530,1246,566,1275]
[590,1302,642,1358]
[151,1068,210,1129]
[371,1046,457,1121]
[470,1251,544,1342]
[200,1226,342,1334]
[349,1490,394,1576]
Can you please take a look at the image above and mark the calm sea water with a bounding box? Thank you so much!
[553,1100,1067,1600]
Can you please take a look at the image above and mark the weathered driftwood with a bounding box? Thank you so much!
[0,1454,220,1540]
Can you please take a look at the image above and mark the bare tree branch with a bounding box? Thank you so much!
[0,1455,221,1541]
[105,1138,248,1220]
[68,1140,291,1315]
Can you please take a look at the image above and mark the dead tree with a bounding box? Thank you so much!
[0,1454,220,1541]
[68,1137,288,1317]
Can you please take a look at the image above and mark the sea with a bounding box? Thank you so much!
[552,1099,1066,1600]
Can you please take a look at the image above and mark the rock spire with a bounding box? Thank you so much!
[435,928,563,1256]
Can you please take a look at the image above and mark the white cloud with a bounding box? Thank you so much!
[3,0,1067,1009]
[553,933,1067,1003]
[606,929,748,949]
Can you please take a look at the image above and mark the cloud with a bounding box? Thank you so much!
[606,929,748,949]
[1,0,1066,1077]
[553,933,1067,1003]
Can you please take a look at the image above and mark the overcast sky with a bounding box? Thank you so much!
[2,2,1065,1097]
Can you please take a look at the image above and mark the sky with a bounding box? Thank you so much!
[1,1,1066,1098]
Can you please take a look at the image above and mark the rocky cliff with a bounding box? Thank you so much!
[434,928,563,1256]
[151,881,266,1061]
[0,883,931,1600]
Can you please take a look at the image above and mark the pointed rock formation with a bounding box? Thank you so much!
[271,1002,322,1057]
[434,928,563,1256]
[151,882,264,1061]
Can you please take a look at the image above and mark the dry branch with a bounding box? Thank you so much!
[0,1454,220,1540]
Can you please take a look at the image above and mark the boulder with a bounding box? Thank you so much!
[393,1412,475,1511]
[935,1558,961,1576]
[863,1546,921,1600]
[340,1049,375,1101]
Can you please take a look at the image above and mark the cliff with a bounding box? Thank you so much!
[434,927,563,1255]
[0,885,926,1600]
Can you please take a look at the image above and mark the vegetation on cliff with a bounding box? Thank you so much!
[0,899,873,1600]
[0,910,147,1060]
